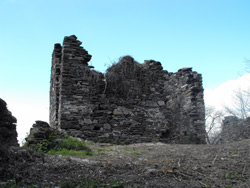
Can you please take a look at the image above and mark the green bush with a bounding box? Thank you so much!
[43,137,93,156]
[24,128,64,153]
[25,133,93,156]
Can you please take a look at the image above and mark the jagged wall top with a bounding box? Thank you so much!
[61,35,92,65]
[50,35,206,144]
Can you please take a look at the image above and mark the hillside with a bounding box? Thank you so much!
[3,139,250,188]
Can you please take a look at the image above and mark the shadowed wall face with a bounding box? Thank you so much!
[0,98,18,146]
[50,35,206,144]
[219,116,250,143]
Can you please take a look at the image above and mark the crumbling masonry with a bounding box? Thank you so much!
[0,98,18,146]
[50,35,206,144]
[219,116,250,143]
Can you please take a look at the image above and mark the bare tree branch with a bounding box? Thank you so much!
[244,58,250,73]
[205,106,224,144]
[224,89,250,119]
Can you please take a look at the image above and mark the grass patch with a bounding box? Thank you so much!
[124,147,132,152]
[131,151,146,155]
[95,148,119,156]
[85,141,95,145]
[124,148,146,155]
[108,149,118,152]
[58,138,91,152]
[226,170,242,180]
[25,135,93,157]
[46,138,93,157]
[231,151,238,155]
[97,148,106,152]
[96,148,106,155]
[47,148,93,157]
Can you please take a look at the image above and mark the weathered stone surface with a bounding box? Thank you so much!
[157,101,165,106]
[49,35,206,144]
[219,116,250,143]
[0,98,18,146]
[113,109,123,115]
[103,123,111,130]
[84,118,93,125]
[25,120,67,148]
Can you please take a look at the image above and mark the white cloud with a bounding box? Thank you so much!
[204,73,250,111]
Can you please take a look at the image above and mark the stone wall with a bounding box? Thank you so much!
[219,116,250,143]
[50,35,206,144]
[0,98,18,146]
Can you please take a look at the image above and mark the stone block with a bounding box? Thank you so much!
[145,101,158,107]
[103,124,111,130]
[113,109,123,115]
[84,118,92,124]
[157,101,165,106]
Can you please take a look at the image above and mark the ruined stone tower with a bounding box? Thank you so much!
[50,35,206,144]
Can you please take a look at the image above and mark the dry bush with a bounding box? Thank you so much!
[105,56,145,99]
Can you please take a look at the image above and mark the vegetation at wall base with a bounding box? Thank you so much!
[47,148,93,157]
[57,137,92,152]
[24,134,93,157]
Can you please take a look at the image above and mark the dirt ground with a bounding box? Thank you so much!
[7,139,250,188]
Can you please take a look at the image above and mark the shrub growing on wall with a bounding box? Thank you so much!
[105,56,161,99]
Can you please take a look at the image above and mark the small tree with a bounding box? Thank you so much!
[205,106,224,144]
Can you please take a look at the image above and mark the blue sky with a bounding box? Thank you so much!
[1,0,250,142]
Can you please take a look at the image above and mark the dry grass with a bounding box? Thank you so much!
[6,139,250,187]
